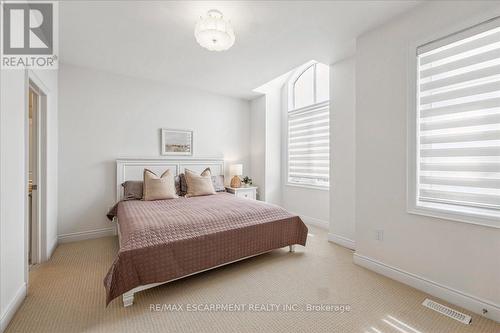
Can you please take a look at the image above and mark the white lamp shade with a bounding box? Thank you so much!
[230,164,243,176]
[194,9,235,51]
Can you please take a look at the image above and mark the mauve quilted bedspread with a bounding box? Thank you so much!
[104,193,308,304]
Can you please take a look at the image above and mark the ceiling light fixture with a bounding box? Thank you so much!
[194,9,235,51]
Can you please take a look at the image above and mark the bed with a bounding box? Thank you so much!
[104,158,308,307]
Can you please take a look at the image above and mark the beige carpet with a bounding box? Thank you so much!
[6,226,500,333]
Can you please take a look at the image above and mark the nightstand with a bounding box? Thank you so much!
[225,186,257,200]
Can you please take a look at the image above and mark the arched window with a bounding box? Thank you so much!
[292,63,330,110]
[287,62,330,188]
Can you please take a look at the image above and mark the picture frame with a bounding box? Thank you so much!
[160,129,193,156]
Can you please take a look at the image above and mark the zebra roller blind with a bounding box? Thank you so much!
[288,62,330,188]
[417,17,500,215]
[288,101,329,187]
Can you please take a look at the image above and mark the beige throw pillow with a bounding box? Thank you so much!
[184,168,216,198]
[143,169,178,201]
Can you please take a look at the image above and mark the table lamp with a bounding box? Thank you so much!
[229,164,243,188]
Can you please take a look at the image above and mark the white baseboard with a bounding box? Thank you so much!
[58,226,116,243]
[294,213,329,230]
[47,237,58,258]
[353,253,500,323]
[0,283,26,332]
[328,233,355,250]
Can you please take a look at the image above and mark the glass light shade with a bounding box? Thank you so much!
[194,9,235,51]
[230,164,243,176]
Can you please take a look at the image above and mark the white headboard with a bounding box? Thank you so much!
[116,158,224,201]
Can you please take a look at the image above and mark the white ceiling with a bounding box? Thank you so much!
[60,1,421,99]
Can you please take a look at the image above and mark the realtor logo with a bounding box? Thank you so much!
[1,1,58,69]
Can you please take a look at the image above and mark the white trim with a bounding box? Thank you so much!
[408,205,500,229]
[293,213,328,230]
[407,35,419,225]
[353,253,500,323]
[285,183,329,191]
[24,70,51,294]
[0,283,26,332]
[327,233,355,250]
[288,60,318,109]
[47,238,58,258]
[406,13,500,230]
[57,227,116,243]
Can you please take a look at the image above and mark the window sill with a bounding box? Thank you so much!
[408,201,500,229]
[285,183,329,191]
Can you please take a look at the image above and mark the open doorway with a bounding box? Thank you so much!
[27,76,48,268]
[28,86,39,266]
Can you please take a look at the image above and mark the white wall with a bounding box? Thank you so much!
[355,0,500,320]
[33,70,59,259]
[329,58,356,246]
[250,96,266,200]
[282,186,330,225]
[265,86,282,206]
[58,64,251,238]
[252,77,284,206]
[0,70,26,331]
[0,68,58,331]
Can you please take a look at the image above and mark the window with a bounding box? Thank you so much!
[287,62,330,188]
[411,18,500,227]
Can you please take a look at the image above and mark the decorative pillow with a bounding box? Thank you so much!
[211,175,225,192]
[178,173,188,196]
[142,169,178,201]
[180,171,225,194]
[122,177,182,199]
[122,181,143,200]
[174,175,181,196]
[184,168,216,198]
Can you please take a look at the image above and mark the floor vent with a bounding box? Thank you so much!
[422,299,472,325]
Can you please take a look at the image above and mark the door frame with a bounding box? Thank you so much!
[28,86,39,266]
[24,70,49,278]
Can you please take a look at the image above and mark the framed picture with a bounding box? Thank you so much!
[160,129,193,156]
